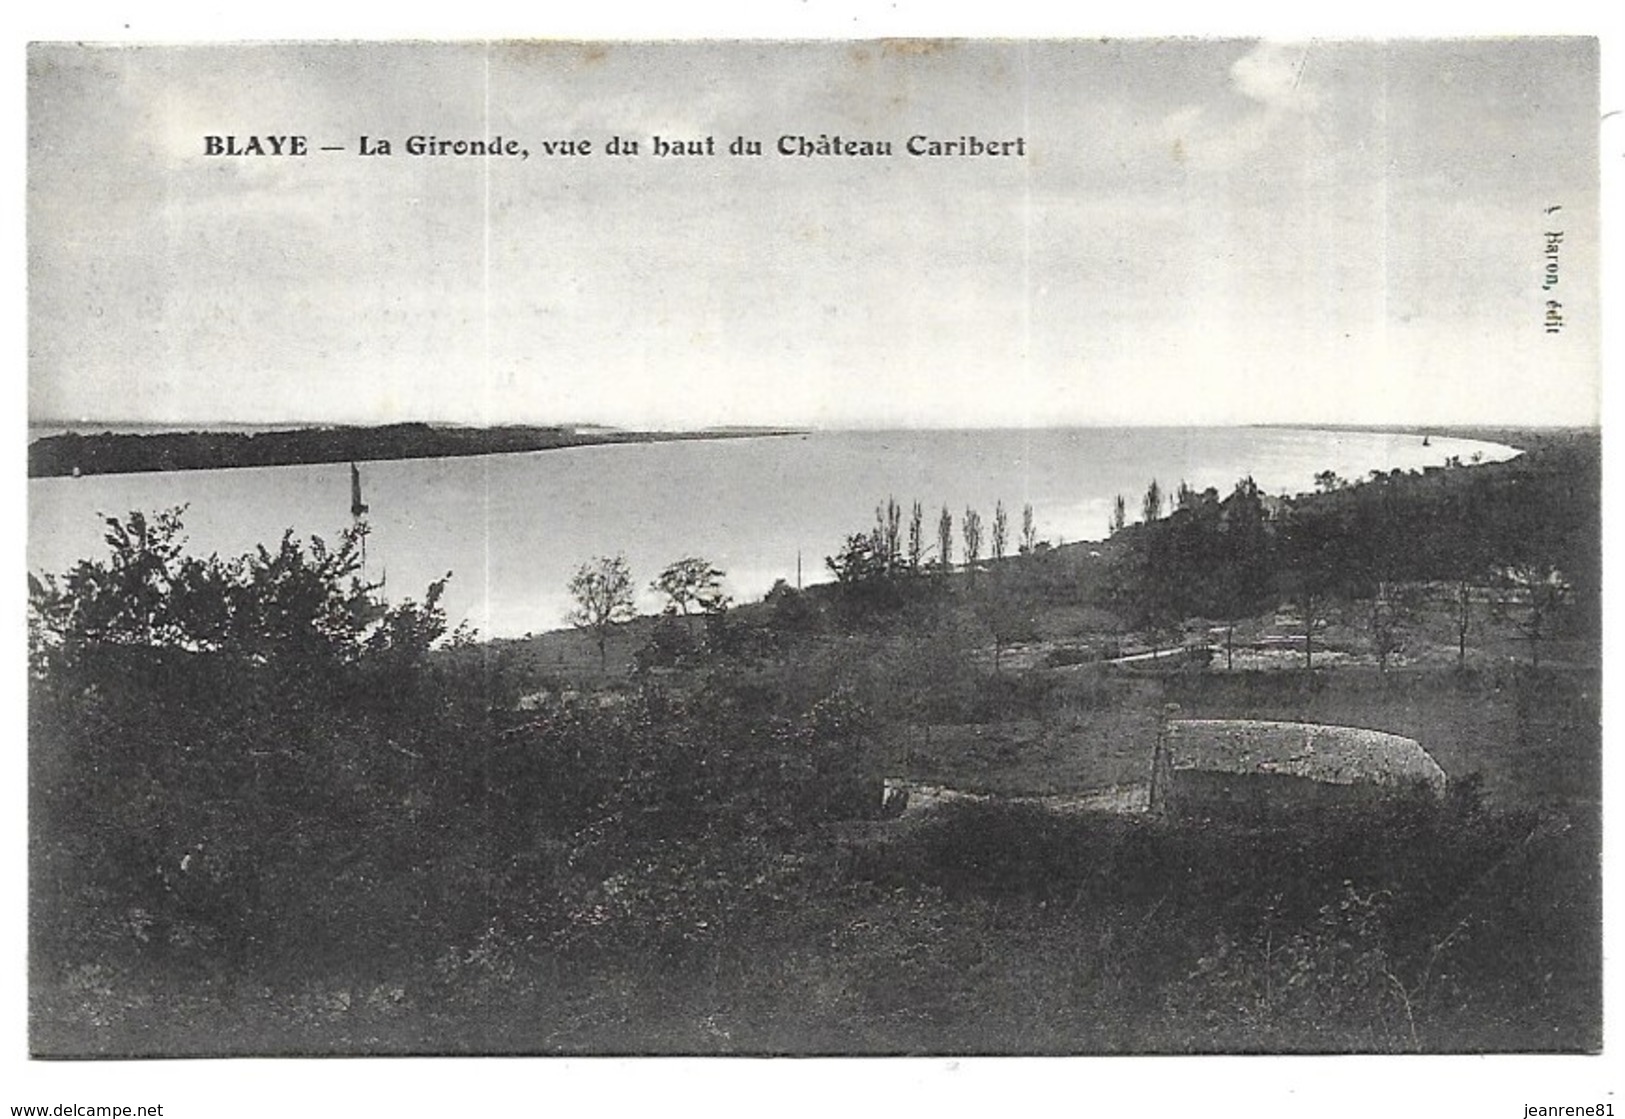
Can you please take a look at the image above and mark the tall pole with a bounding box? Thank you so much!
[350,462,370,577]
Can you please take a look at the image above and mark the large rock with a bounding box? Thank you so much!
[1153,716,1447,816]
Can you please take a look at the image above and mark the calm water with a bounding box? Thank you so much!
[27,428,1518,639]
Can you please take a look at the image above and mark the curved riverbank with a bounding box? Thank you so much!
[28,426,1526,639]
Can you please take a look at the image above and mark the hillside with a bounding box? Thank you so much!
[27,427,1600,1055]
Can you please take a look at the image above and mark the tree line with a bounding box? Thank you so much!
[564,439,1598,675]
[824,497,1042,584]
[1105,440,1598,669]
[567,497,1047,666]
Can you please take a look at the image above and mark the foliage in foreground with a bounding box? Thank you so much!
[28,506,1601,1056]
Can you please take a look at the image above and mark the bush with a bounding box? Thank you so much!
[633,614,702,669]
[842,791,1593,1051]
[29,510,474,978]
[29,508,457,690]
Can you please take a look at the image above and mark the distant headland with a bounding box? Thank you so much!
[26,422,801,479]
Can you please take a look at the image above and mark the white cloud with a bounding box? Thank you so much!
[1159,41,1323,172]
[1229,41,1320,115]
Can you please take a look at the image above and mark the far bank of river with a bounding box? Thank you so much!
[27,422,800,478]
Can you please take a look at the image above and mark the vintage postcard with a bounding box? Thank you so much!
[18,29,1609,1115]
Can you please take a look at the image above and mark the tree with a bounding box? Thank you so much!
[27,510,464,977]
[1126,514,1182,656]
[976,582,1038,673]
[1020,503,1038,555]
[1434,480,1495,669]
[1208,477,1274,669]
[567,555,637,671]
[1490,563,1570,670]
[936,506,954,574]
[1476,439,1599,665]
[826,533,887,585]
[825,532,908,619]
[1340,476,1414,673]
[874,497,903,575]
[1276,506,1345,669]
[1110,494,1127,536]
[962,507,983,584]
[765,578,816,636]
[1142,479,1164,524]
[28,506,233,665]
[651,556,729,627]
[907,501,925,573]
[991,501,1009,562]
[1362,585,1424,674]
[26,507,454,685]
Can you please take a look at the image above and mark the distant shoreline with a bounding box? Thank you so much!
[1248,422,1589,454]
[27,419,1547,481]
[26,423,803,479]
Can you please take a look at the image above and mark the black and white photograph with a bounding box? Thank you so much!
[11,12,1617,1116]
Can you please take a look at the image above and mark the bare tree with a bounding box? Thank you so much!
[1491,563,1571,670]
[977,582,1037,673]
[1110,494,1127,535]
[874,497,903,574]
[991,500,1009,562]
[1453,580,1473,669]
[1020,503,1037,555]
[963,507,983,584]
[568,555,636,671]
[937,506,954,574]
[907,500,925,573]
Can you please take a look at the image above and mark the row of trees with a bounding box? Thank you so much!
[567,497,1045,668]
[826,497,1041,586]
[1109,477,1217,536]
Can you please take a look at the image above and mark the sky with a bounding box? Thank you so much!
[28,38,1601,429]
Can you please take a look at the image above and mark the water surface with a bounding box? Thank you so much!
[27,427,1517,639]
